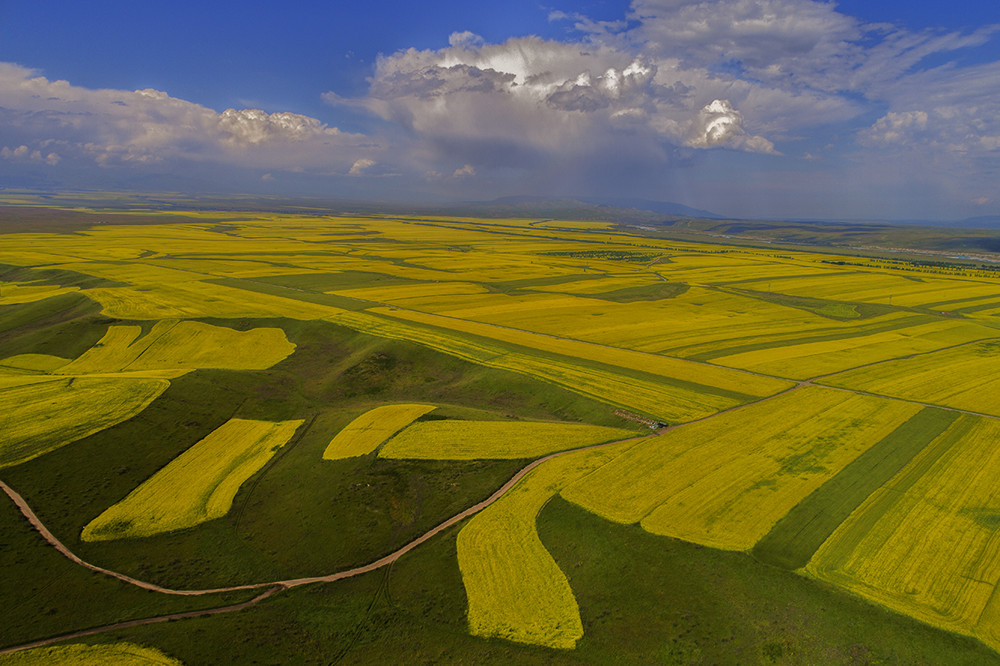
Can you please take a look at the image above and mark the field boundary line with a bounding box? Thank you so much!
[808,335,1000,384]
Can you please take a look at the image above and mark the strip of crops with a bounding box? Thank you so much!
[808,416,1000,650]
[752,407,961,569]
[379,420,635,459]
[457,439,636,649]
[822,340,1000,416]
[322,404,435,459]
[561,387,919,550]
[0,376,169,469]
[0,641,182,664]
[83,418,303,540]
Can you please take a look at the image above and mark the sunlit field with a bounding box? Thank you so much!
[4,206,1000,663]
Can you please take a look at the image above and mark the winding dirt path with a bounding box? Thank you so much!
[0,432,656,654]
[6,332,1000,654]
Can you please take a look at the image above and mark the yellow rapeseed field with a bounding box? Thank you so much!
[369,307,792,397]
[58,321,295,375]
[325,310,739,421]
[379,420,635,459]
[0,642,182,665]
[84,280,340,320]
[0,353,69,372]
[322,404,436,459]
[458,438,641,649]
[0,376,169,469]
[82,418,303,540]
[561,387,919,549]
[712,318,995,379]
[821,340,1000,415]
[808,415,1000,651]
[0,283,79,306]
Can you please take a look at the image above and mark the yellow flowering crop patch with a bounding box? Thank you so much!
[370,307,792,397]
[0,353,69,372]
[561,387,919,550]
[808,415,1000,651]
[0,283,79,306]
[85,280,340,320]
[83,418,303,540]
[458,438,640,649]
[0,642,182,665]
[58,320,295,375]
[821,339,1000,416]
[379,420,635,459]
[0,376,169,469]
[713,318,995,379]
[322,404,436,459]
[326,310,740,421]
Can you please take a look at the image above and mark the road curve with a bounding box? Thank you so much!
[0,432,657,654]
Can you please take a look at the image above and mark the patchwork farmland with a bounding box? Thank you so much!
[3,203,1000,663]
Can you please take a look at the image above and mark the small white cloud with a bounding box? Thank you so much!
[687,99,778,154]
[349,158,375,175]
[1,145,28,160]
[449,31,485,50]
[261,172,274,181]
[1,144,60,165]
[859,110,929,146]
[452,164,475,178]
[974,197,992,206]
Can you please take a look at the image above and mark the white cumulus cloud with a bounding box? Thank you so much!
[348,158,375,175]
[687,99,777,153]
[0,62,375,174]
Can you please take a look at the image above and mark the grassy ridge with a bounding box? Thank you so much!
[83,418,303,541]
[753,407,960,570]
[0,292,111,359]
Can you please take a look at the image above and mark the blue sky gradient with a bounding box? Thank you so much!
[1,1,998,220]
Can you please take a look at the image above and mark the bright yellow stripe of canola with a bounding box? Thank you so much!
[82,418,303,540]
[380,420,636,460]
[367,307,792,397]
[458,438,639,649]
[322,404,436,459]
[84,281,340,320]
[822,340,1000,416]
[58,321,295,375]
[325,311,739,422]
[808,415,1000,652]
[561,387,918,551]
[0,283,79,306]
[0,642,183,665]
[0,376,169,469]
[636,393,919,549]
[713,318,994,379]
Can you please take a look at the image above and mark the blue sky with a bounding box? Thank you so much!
[1,0,998,220]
